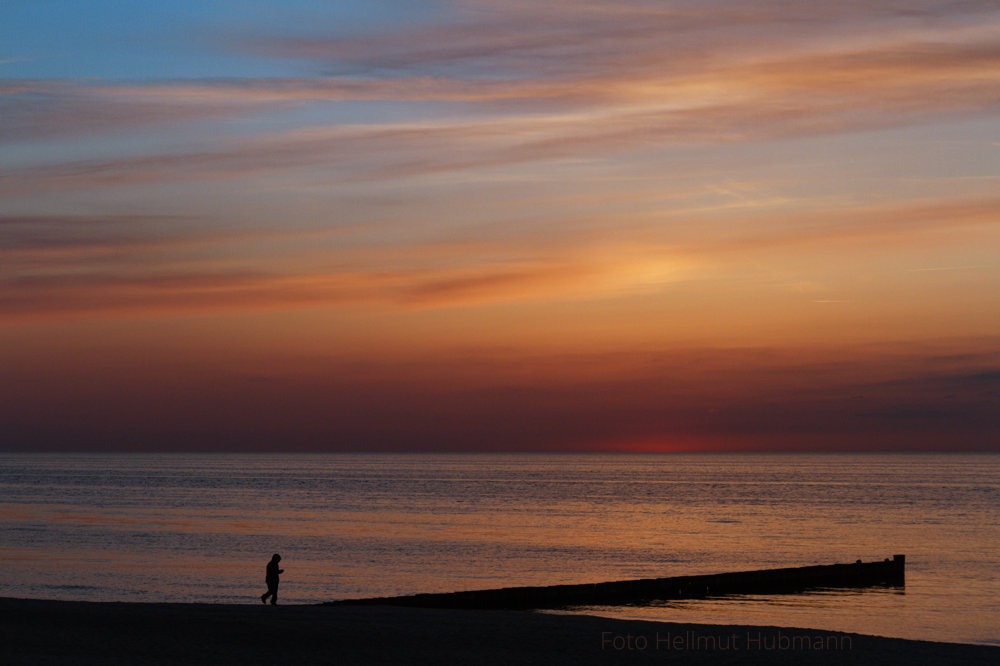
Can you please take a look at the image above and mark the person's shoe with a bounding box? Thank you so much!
[261,595,267,604]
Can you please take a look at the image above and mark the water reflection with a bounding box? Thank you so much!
[2,453,998,646]
[571,585,966,644]
[645,585,908,608]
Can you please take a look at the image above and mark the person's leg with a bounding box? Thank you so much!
[262,581,276,604]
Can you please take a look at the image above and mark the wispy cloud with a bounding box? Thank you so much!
[2,193,995,322]
[248,1,999,76]
[4,62,997,196]
[0,79,281,142]
[906,265,985,272]
[0,261,598,322]
[4,2,998,174]
[0,214,184,252]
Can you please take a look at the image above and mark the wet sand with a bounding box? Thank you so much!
[2,597,997,665]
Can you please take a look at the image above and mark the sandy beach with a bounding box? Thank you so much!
[2,597,996,665]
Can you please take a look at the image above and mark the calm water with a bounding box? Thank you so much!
[0,453,997,645]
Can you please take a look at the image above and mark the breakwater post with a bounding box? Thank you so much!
[326,555,905,610]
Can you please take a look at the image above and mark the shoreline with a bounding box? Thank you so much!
[3,597,997,665]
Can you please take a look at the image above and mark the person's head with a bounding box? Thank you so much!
[272,553,281,562]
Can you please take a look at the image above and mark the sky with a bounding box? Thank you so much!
[1,0,998,452]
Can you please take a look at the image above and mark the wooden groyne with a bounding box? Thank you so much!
[326,554,904,610]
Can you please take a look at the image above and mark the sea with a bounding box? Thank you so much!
[0,453,997,646]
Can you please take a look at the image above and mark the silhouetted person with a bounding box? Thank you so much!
[260,554,283,605]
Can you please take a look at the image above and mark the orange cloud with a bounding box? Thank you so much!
[2,193,996,324]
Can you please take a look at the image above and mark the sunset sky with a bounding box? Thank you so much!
[2,0,998,451]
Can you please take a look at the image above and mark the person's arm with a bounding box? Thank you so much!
[278,569,284,574]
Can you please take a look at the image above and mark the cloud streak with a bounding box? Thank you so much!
[0,244,609,322]
[2,193,996,322]
[250,1,999,76]
[4,3,998,183]
[5,49,998,197]
[0,80,281,142]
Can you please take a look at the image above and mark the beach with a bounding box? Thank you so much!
[3,597,997,666]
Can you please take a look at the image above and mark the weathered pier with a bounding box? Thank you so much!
[327,555,904,610]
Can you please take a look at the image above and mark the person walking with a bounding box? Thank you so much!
[260,553,284,605]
